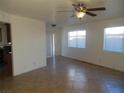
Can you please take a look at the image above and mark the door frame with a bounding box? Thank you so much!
[0,21,13,76]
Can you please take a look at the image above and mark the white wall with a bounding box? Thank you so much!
[62,17,124,72]
[0,10,47,76]
[46,27,61,58]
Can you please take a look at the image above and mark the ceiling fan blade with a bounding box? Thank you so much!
[71,14,75,17]
[87,7,106,11]
[72,4,77,7]
[56,10,73,12]
[86,12,97,16]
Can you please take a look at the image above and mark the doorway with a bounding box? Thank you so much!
[52,33,55,57]
[47,31,56,58]
[0,22,13,78]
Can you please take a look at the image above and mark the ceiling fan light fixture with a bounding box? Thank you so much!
[76,11,85,19]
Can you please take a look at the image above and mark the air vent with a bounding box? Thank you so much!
[51,24,56,27]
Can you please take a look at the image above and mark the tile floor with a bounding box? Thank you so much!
[0,56,124,93]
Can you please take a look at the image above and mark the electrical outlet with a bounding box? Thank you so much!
[98,57,101,63]
[33,62,37,66]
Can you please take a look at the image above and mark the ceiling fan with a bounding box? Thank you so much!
[57,3,106,19]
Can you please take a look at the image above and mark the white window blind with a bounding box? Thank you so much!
[104,26,124,52]
[68,30,86,48]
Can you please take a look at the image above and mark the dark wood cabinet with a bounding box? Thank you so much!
[3,52,12,76]
[5,23,11,43]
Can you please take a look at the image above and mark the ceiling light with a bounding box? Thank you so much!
[76,12,85,19]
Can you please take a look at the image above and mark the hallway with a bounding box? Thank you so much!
[0,56,124,93]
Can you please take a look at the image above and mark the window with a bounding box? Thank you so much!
[104,26,124,53]
[68,30,86,48]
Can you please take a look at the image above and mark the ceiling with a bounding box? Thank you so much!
[0,0,124,27]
